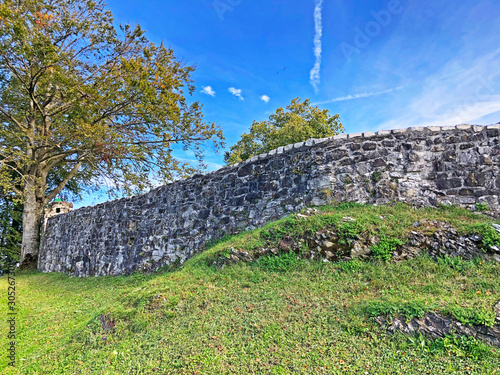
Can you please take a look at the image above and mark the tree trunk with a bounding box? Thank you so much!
[20,186,45,267]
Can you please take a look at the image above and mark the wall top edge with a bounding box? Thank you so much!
[57,123,493,217]
[235,124,489,167]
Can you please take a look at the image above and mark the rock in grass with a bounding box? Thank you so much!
[492,223,500,235]
[376,312,500,348]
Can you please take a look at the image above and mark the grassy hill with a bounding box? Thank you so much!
[1,203,500,374]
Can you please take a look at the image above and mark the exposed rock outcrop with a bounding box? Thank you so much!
[375,312,500,348]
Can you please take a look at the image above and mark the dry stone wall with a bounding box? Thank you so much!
[38,124,500,276]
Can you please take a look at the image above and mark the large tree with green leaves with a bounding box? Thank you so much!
[224,97,344,164]
[0,0,224,265]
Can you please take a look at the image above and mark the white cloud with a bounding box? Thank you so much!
[260,95,270,103]
[379,48,500,130]
[309,0,323,93]
[314,86,403,105]
[201,86,216,97]
[228,87,244,100]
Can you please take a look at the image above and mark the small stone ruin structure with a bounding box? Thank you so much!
[43,201,73,232]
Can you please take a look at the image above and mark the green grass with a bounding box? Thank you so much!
[251,251,306,273]
[204,202,500,263]
[1,203,499,374]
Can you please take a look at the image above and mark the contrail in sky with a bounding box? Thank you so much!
[314,87,403,105]
[309,0,323,93]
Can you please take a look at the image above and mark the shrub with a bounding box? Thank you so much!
[475,202,489,212]
[445,305,496,327]
[371,237,404,262]
[472,223,500,248]
[338,221,363,244]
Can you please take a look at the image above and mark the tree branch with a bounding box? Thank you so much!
[46,99,77,117]
[11,185,22,196]
[0,105,26,130]
[124,137,211,145]
[0,161,25,182]
[38,148,86,166]
[44,159,84,204]
[1,55,33,97]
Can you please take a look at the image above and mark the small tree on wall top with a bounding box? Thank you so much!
[224,97,344,164]
[0,0,225,265]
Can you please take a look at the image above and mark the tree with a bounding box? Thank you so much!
[224,97,344,164]
[0,161,86,270]
[0,0,224,265]
[0,192,22,270]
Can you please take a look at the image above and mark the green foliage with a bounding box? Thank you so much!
[0,194,22,269]
[372,170,382,183]
[475,202,490,212]
[371,237,404,261]
[260,216,298,243]
[445,305,496,327]
[1,0,224,194]
[204,203,499,271]
[0,164,86,268]
[224,97,343,164]
[365,300,429,320]
[251,250,304,273]
[471,223,500,248]
[0,0,224,262]
[338,221,363,244]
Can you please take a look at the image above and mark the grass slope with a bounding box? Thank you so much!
[1,204,500,374]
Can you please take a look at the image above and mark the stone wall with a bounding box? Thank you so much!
[38,124,500,276]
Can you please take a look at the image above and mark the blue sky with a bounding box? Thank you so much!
[75,0,500,207]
